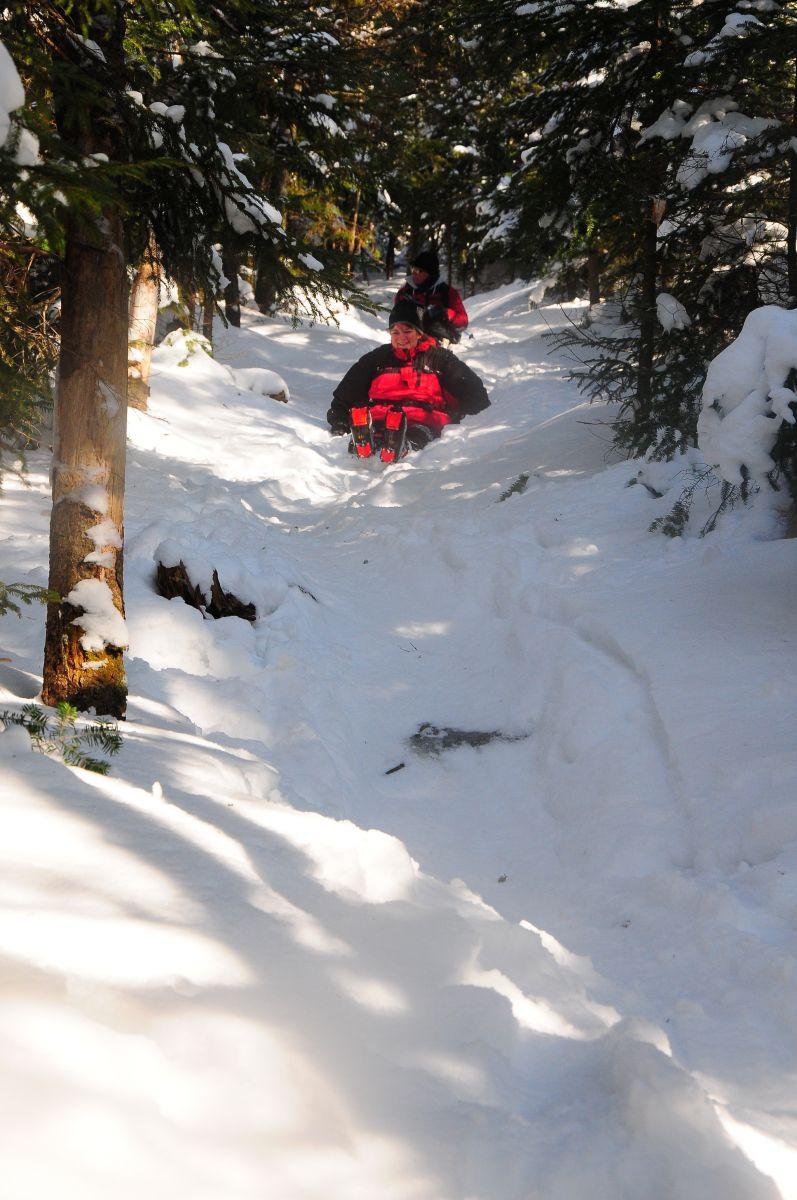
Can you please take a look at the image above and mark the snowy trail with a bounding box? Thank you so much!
[2,281,797,1197]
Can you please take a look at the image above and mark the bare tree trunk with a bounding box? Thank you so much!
[587,246,601,306]
[255,251,278,314]
[407,216,421,266]
[222,246,241,327]
[788,61,797,300]
[385,231,395,280]
[42,211,129,717]
[636,202,659,409]
[202,290,214,344]
[256,159,288,312]
[185,289,198,331]
[127,231,159,411]
[348,187,361,274]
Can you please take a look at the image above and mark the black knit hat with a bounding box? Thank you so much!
[388,299,425,332]
[411,250,439,277]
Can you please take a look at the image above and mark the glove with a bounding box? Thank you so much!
[327,409,350,435]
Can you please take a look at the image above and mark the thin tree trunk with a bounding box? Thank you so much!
[222,246,241,327]
[385,231,395,280]
[184,289,198,331]
[587,246,601,306]
[202,290,214,343]
[407,216,421,266]
[348,187,361,273]
[256,161,288,312]
[636,202,659,409]
[127,231,159,411]
[42,211,129,717]
[788,60,797,300]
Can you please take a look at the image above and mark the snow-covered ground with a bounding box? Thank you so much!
[2,279,797,1199]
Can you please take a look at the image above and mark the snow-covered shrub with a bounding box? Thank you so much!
[697,305,797,492]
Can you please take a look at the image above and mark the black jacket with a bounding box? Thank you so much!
[327,343,490,432]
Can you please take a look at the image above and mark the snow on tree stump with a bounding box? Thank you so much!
[155,560,256,622]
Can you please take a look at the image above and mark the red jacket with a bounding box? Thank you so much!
[328,337,489,433]
[395,279,469,332]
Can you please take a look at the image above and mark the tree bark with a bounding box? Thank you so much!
[407,215,422,266]
[42,210,129,717]
[587,246,601,306]
[787,60,797,300]
[256,159,288,312]
[202,289,214,343]
[348,186,361,273]
[222,246,241,327]
[127,231,159,411]
[255,257,277,313]
[385,231,395,280]
[636,202,659,409]
[185,289,198,331]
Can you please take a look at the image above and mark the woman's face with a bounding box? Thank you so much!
[411,267,430,287]
[389,322,423,351]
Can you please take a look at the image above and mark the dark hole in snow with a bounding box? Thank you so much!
[155,561,256,623]
[408,723,532,756]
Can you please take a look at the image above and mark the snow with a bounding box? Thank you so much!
[698,304,797,484]
[641,94,777,191]
[2,281,797,1198]
[0,38,25,151]
[216,142,283,235]
[719,10,764,37]
[298,252,324,272]
[65,577,129,651]
[656,292,691,331]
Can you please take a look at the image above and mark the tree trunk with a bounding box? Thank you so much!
[42,211,129,717]
[255,248,279,313]
[222,246,241,327]
[127,231,159,411]
[202,290,214,343]
[636,202,659,409]
[587,246,601,306]
[385,231,395,279]
[407,215,422,267]
[788,60,797,300]
[185,289,198,331]
[256,160,288,313]
[348,187,361,274]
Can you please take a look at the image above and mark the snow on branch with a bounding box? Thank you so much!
[216,142,283,236]
[697,306,797,485]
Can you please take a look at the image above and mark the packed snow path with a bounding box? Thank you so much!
[1,281,797,1198]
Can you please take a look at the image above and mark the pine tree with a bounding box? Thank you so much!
[3,1,372,717]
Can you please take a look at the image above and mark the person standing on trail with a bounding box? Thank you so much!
[394,250,469,345]
[327,299,489,462]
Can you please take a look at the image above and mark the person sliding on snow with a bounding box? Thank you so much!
[327,299,489,463]
[395,250,469,345]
